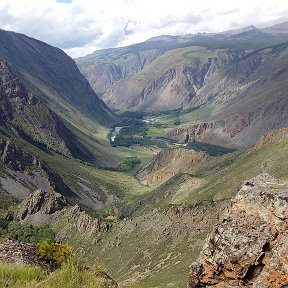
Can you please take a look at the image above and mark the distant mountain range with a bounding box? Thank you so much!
[76,21,288,148]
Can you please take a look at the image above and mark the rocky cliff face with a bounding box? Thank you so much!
[17,189,67,221]
[102,57,212,111]
[56,204,111,239]
[0,138,72,200]
[0,59,96,159]
[76,48,162,95]
[168,44,288,148]
[15,189,109,236]
[137,148,209,186]
[0,139,40,171]
[169,93,288,148]
[188,173,288,287]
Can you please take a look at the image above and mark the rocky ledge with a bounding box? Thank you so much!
[188,173,288,288]
[16,189,67,226]
[0,240,56,271]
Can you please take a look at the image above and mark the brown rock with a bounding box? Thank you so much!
[0,240,56,271]
[188,173,288,287]
[17,189,67,221]
[137,148,208,186]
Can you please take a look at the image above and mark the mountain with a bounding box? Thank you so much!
[168,43,288,148]
[76,21,288,148]
[0,29,148,216]
[0,29,119,134]
[76,21,288,109]
[0,60,93,158]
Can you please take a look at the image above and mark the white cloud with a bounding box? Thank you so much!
[0,0,288,58]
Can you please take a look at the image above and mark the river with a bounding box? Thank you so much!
[111,127,124,142]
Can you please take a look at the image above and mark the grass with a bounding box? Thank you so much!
[0,263,46,288]
[146,127,167,137]
[0,126,153,211]
[0,262,117,288]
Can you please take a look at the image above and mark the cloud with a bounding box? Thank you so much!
[0,0,288,58]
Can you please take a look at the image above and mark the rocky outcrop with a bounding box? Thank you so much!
[103,60,213,112]
[0,138,73,200]
[0,139,40,171]
[56,204,111,238]
[169,93,288,148]
[188,173,288,287]
[17,189,67,221]
[137,148,209,186]
[15,190,109,236]
[0,240,56,271]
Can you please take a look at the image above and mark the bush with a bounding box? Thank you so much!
[105,215,118,223]
[7,222,55,244]
[37,240,73,267]
[187,141,236,156]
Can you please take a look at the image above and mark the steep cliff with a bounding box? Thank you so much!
[101,46,215,111]
[15,188,110,235]
[76,47,162,95]
[188,173,288,287]
[169,44,288,148]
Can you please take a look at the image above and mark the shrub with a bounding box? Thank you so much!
[7,222,55,244]
[105,215,118,223]
[37,240,73,267]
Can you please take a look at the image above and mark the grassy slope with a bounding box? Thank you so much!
[0,262,117,288]
[71,128,288,288]
[0,127,153,212]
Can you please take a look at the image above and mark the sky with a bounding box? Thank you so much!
[0,0,287,58]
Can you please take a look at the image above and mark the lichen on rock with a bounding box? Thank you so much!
[188,173,288,288]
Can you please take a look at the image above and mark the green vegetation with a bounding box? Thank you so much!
[37,240,73,267]
[8,222,55,244]
[0,126,153,210]
[187,141,236,156]
[105,215,118,223]
[0,263,46,288]
[0,262,117,288]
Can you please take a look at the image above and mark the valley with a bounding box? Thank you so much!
[0,20,288,288]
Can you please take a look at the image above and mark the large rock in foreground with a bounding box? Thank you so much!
[188,173,288,288]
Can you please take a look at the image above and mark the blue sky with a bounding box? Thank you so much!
[0,0,287,58]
